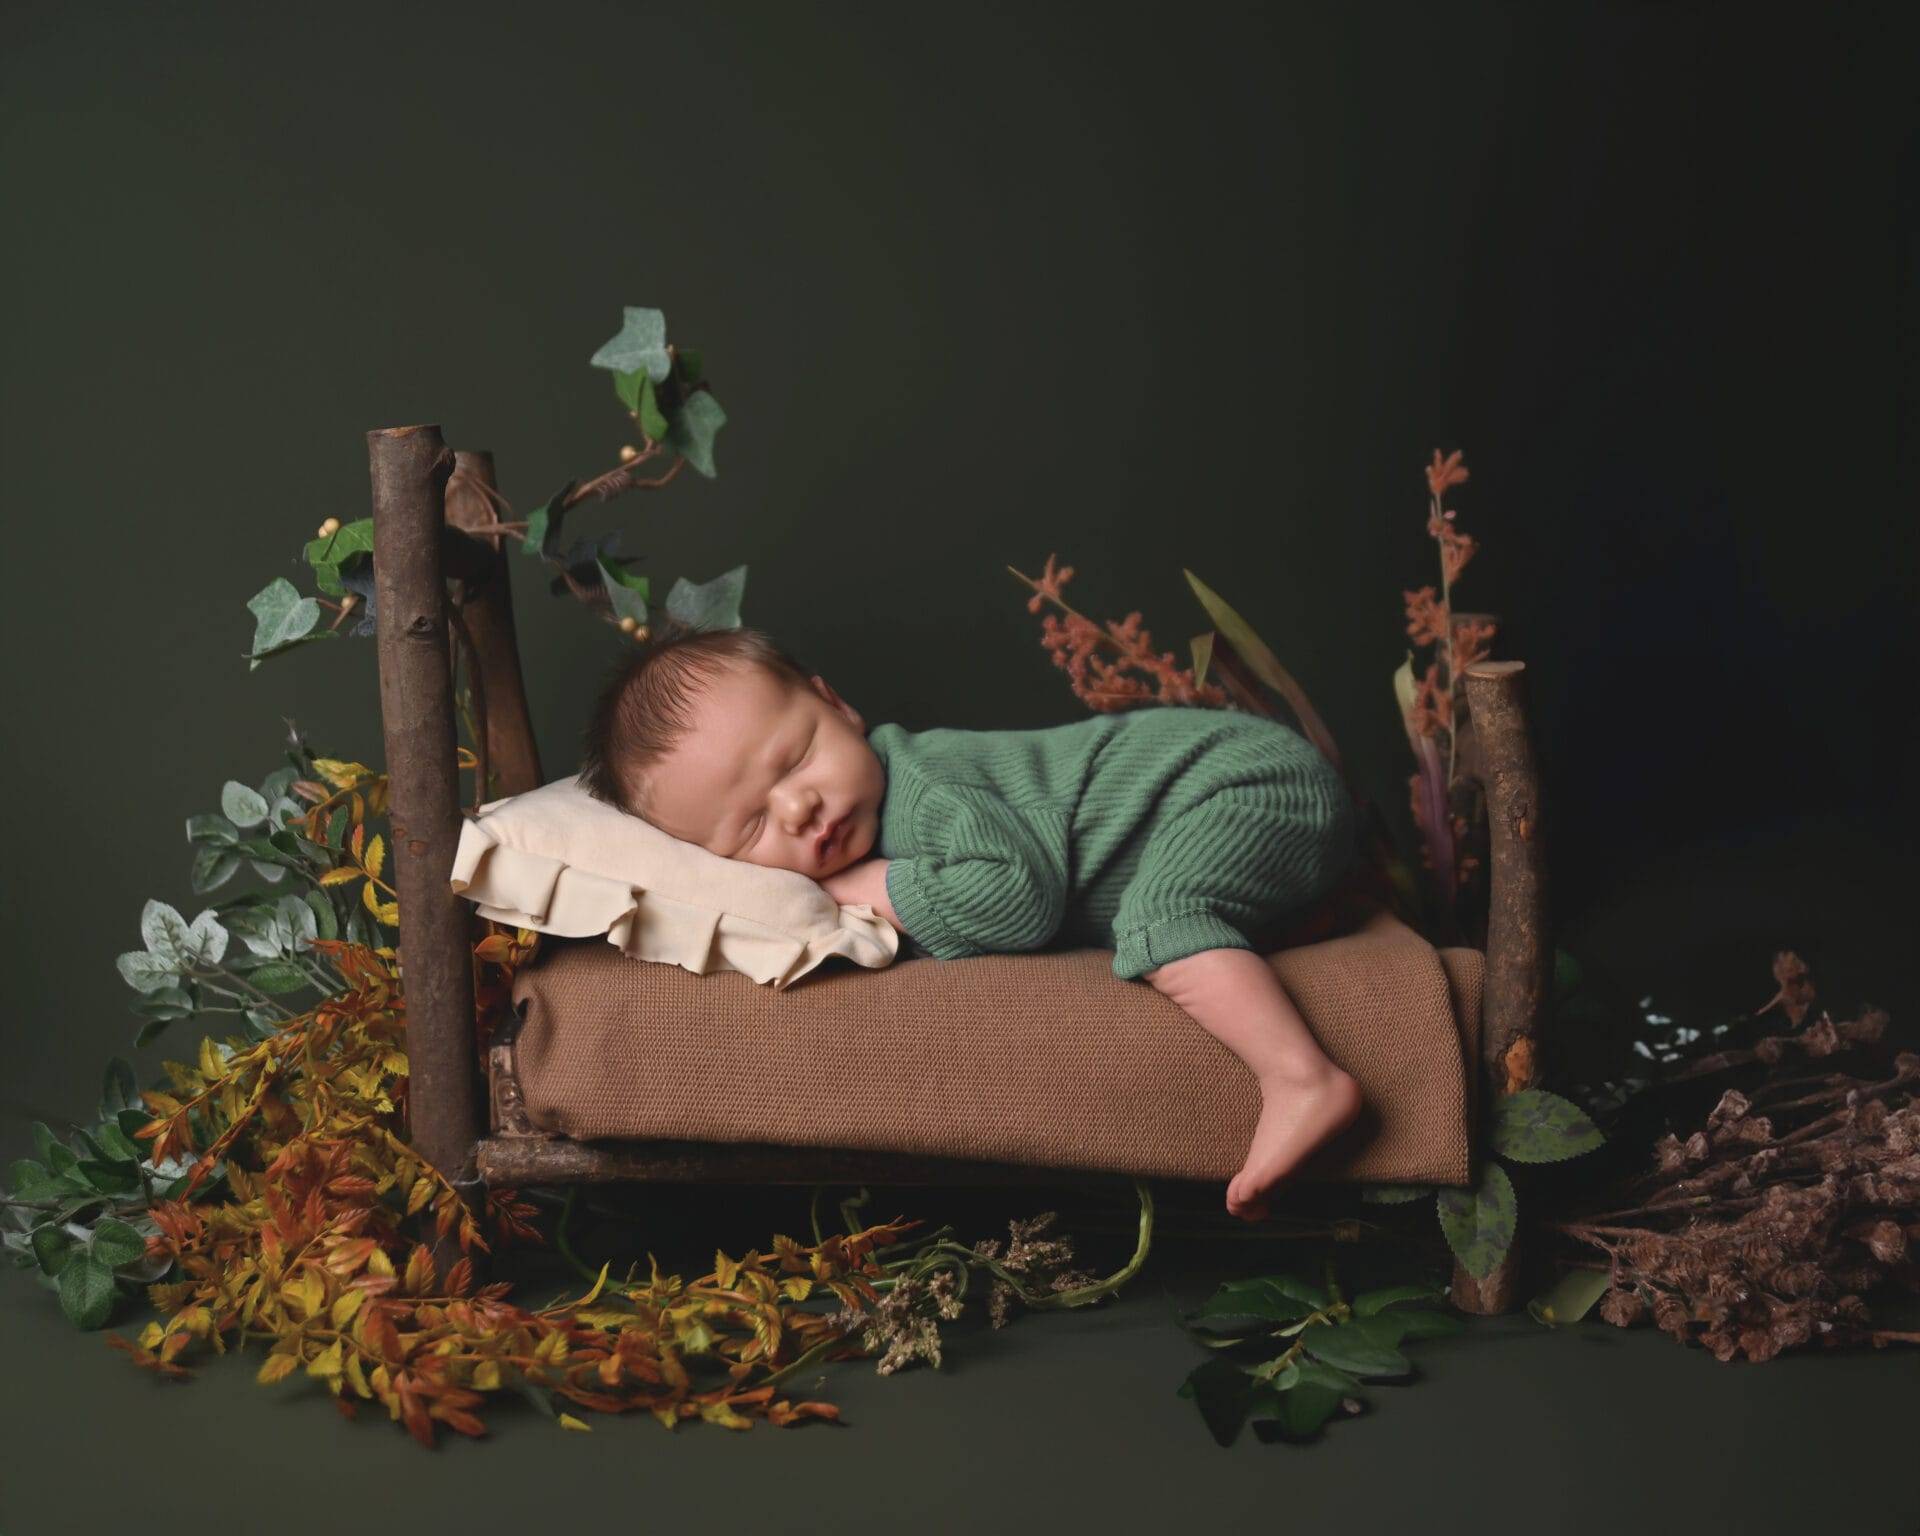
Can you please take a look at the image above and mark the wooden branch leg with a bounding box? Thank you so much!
[1450,660,1549,1315]
[370,424,486,1281]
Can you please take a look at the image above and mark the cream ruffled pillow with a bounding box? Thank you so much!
[448,775,898,989]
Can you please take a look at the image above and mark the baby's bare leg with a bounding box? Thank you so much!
[1145,947,1361,1221]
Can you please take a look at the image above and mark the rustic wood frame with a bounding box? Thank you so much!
[368,425,1552,1313]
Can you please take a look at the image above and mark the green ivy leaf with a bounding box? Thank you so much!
[76,1160,140,1195]
[1261,1380,1342,1439]
[57,1253,117,1329]
[613,367,645,413]
[664,564,747,634]
[520,483,578,558]
[245,578,324,668]
[1437,1160,1518,1280]
[665,390,727,478]
[590,306,672,382]
[89,1217,149,1269]
[95,1123,144,1167]
[637,373,670,444]
[1488,1089,1605,1164]
[675,347,703,386]
[129,984,196,1020]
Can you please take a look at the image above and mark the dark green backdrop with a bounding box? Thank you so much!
[2,5,1915,1528]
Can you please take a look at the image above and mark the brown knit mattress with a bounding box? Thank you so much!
[506,907,1481,1186]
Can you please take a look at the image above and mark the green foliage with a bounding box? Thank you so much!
[1436,1160,1517,1280]
[666,390,727,478]
[1488,1088,1605,1164]
[245,578,334,670]
[664,563,747,633]
[1175,1261,1462,1445]
[590,305,672,381]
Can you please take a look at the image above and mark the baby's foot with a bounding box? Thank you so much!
[1226,1066,1363,1221]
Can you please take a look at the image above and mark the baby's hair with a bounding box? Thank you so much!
[576,623,815,820]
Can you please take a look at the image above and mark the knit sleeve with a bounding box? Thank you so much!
[883,785,1070,958]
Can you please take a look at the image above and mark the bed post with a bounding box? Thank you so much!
[1448,659,1550,1314]
[443,450,544,798]
[369,425,487,1278]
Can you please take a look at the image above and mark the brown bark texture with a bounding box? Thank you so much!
[1449,660,1550,1314]
[369,425,487,1278]
[443,450,544,798]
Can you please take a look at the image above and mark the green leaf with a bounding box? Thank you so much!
[190,845,242,895]
[675,347,703,385]
[96,1123,144,1166]
[637,373,670,444]
[101,1058,138,1116]
[1184,1278,1316,1334]
[598,558,651,625]
[1182,570,1300,704]
[1437,1161,1518,1280]
[221,781,270,828]
[520,483,577,557]
[245,578,323,663]
[77,1160,140,1194]
[129,984,196,1020]
[613,367,646,413]
[89,1217,149,1269]
[1359,1183,1432,1204]
[115,1108,151,1140]
[1394,1307,1467,1341]
[8,1159,49,1194]
[1263,1380,1342,1439]
[665,390,726,478]
[31,1224,73,1277]
[664,563,747,633]
[324,805,350,849]
[1489,1089,1604,1163]
[1352,1282,1444,1316]
[304,888,339,942]
[186,813,239,847]
[134,1013,181,1047]
[1300,1320,1411,1379]
[1260,1273,1330,1311]
[32,1122,58,1163]
[1527,1267,1612,1328]
[590,306,672,381]
[245,962,310,995]
[1179,1357,1255,1447]
[57,1254,117,1329]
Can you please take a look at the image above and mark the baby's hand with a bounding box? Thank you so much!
[821,857,903,932]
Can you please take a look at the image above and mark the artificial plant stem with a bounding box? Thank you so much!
[552,1185,601,1285]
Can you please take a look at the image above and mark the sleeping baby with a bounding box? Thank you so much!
[576,625,1363,1222]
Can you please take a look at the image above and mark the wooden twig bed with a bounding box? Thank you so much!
[367,424,1551,1313]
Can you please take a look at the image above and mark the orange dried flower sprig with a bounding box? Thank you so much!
[1008,555,1228,712]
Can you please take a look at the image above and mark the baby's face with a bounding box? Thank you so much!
[636,661,885,879]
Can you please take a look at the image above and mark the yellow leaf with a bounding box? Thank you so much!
[256,1351,301,1385]
[283,1269,325,1321]
[306,1340,345,1383]
[362,880,384,918]
[533,1331,571,1366]
[319,867,362,888]
[312,757,370,789]
[714,1249,741,1291]
[345,1350,371,1398]
[698,1399,752,1431]
[472,1360,503,1391]
[573,1306,638,1331]
[363,834,386,882]
[779,1276,814,1302]
[331,1289,367,1328]
[557,1413,593,1432]
[375,899,400,926]
[366,1247,395,1279]
[405,1176,435,1216]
